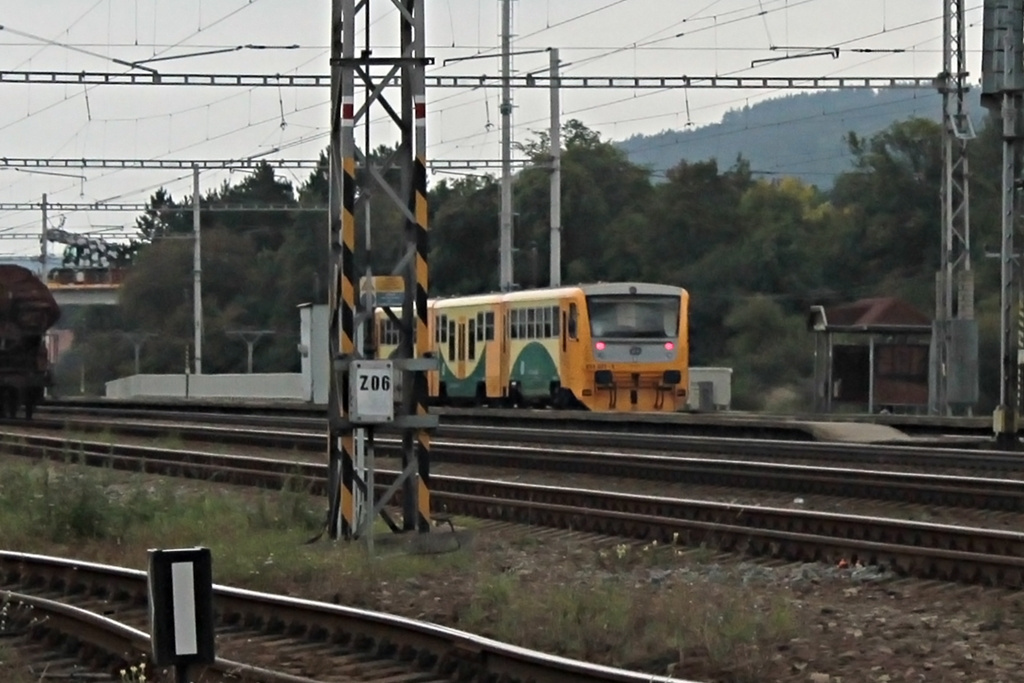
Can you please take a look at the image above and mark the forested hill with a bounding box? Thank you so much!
[617,88,986,187]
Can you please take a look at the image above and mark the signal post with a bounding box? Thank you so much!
[327,0,437,541]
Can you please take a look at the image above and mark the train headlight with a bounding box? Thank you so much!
[664,342,675,351]
[662,370,682,385]
[595,341,606,351]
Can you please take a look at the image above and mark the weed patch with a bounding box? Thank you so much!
[0,458,804,679]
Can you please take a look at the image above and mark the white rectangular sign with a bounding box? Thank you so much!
[170,561,198,655]
[349,360,395,424]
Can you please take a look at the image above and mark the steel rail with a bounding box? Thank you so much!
[14,420,1024,510]
[37,401,1001,456]
[5,433,1024,588]
[42,398,995,439]
[25,409,1022,470]
[0,552,687,683]
[0,590,321,683]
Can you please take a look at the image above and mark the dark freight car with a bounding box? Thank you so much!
[0,265,60,418]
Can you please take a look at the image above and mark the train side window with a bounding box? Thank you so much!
[475,313,483,341]
[526,308,536,338]
[377,318,399,346]
[448,320,456,358]
[561,311,567,352]
[468,320,476,360]
[510,309,519,339]
[543,307,553,337]
[568,304,578,340]
[551,306,560,336]
[485,311,495,340]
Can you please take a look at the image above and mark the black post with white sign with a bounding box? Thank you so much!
[147,547,216,683]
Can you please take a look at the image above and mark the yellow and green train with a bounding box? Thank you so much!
[376,282,689,412]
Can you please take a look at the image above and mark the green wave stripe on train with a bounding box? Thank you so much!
[438,342,561,398]
[438,348,488,397]
[509,341,560,397]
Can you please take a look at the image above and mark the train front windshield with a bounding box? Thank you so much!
[586,295,680,339]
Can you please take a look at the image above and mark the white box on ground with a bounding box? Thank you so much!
[350,360,395,423]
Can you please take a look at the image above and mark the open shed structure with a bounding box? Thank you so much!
[808,297,933,414]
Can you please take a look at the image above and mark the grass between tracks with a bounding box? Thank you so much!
[0,456,799,681]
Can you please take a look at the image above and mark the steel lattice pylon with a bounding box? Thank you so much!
[327,0,435,541]
[933,0,978,415]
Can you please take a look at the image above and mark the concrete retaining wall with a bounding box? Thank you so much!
[106,373,305,401]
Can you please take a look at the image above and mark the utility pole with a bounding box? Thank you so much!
[549,47,561,288]
[40,193,48,276]
[192,165,203,375]
[982,0,1024,448]
[933,0,977,416]
[122,332,155,375]
[499,0,514,291]
[226,330,274,373]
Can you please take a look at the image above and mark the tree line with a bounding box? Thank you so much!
[56,112,1012,410]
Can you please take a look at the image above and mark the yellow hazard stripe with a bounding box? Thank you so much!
[340,153,357,536]
[414,154,430,530]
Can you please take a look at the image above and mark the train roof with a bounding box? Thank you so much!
[578,282,687,297]
[430,293,502,309]
[499,286,583,303]
[426,282,688,307]
[500,282,687,302]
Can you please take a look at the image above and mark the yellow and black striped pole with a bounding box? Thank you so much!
[414,92,431,532]
[338,0,358,538]
[410,2,431,533]
[327,0,358,540]
[340,107,357,538]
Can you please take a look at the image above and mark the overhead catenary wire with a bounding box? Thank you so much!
[0,1,967,246]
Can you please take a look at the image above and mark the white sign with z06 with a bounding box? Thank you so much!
[349,360,394,424]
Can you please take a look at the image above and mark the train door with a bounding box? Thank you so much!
[456,318,467,379]
[560,299,581,398]
[427,307,438,397]
[499,303,510,398]
[559,302,570,374]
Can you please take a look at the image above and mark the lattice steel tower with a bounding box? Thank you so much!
[327,0,436,540]
[933,0,979,415]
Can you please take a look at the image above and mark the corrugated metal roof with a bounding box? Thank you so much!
[809,297,931,332]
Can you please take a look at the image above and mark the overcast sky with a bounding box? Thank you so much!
[0,1,979,257]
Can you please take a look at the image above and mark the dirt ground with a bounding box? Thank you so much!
[289,520,1024,683]
[5,439,1024,683]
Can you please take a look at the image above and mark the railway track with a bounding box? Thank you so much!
[30,404,1010,471]
[5,432,1024,589]
[0,552,684,683]
[41,397,997,440]
[12,416,1024,513]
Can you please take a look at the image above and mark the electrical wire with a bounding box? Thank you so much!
[0,2,974,230]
